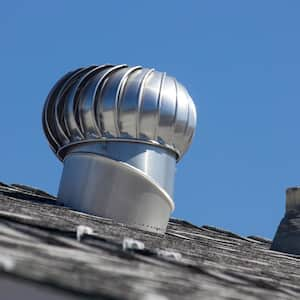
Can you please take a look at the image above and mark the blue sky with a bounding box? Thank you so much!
[0,1,299,238]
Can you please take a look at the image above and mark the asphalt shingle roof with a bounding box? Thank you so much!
[0,182,298,300]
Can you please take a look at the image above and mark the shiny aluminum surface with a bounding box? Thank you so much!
[58,153,173,233]
[43,64,198,233]
[67,141,176,197]
[43,64,197,161]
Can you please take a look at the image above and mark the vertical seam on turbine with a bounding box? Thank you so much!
[43,71,78,152]
[93,65,127,136]
[63,66,96,139]
[136,69,155,138]
[186,99,196,149]
[154,72,166,140]
[114,66,141,137]
[75,65,112,137]
[54,68,87,146]
[182,95,190,156]
[171,78,178,147]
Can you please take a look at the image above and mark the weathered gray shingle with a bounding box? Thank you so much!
[0,182,298,299]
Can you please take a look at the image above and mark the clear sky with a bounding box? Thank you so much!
[0,1,299,238]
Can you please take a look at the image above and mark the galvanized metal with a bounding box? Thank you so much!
[43,64,197,233]
[43,65,196,161]
[65,141,176,197]
[58,152,174,233]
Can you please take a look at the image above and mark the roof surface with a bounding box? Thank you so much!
[0,182,299,300]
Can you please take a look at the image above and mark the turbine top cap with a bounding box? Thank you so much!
[43,64,197,160]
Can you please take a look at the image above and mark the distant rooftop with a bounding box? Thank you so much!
[0,182,299,300]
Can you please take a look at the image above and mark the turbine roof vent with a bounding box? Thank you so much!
[43,64,196,161]
[43,64,197,234]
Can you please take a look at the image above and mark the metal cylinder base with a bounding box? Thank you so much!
[58,151,175,233]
